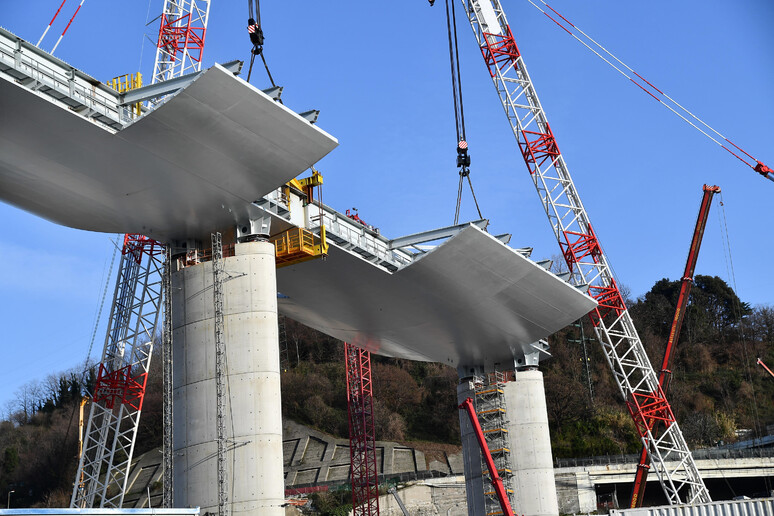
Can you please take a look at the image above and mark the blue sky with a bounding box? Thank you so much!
[1,1,772,410]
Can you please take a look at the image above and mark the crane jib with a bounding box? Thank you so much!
[461,0,711,505]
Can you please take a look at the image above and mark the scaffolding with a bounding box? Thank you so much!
[474,373,515,516]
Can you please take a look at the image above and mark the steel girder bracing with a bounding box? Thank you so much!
[162,246,174,508]
[459,0,710,504]
[71,235,165,508]
[212,233,228,516]
[152,0,212,84]
[345,343,379,516]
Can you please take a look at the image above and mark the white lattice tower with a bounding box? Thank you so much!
[71,235,165,508]
[459,0,710,504]
[152,0,212,84]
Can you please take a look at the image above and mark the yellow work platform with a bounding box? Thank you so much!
[271,227,328,268]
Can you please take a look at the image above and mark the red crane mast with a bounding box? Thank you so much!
[629,184,720,507]
[345,343,380,516]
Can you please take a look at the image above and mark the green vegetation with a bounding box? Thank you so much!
[1,274,772,506]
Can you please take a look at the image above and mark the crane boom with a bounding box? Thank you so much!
[459,398,515,516]
[759,358,774,379]
[458,0,710,504]
[629,184,720,507]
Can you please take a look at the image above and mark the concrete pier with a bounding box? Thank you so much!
[504,370,559,516]
[457,370,559,516]
[171,241,284,516]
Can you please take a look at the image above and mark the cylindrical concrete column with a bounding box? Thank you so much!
[504,369,559,516]
[172,241,284,516]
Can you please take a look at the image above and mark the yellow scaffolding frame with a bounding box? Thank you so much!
[108,72,143,116]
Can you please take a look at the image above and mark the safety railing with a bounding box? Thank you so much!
[555,446,774,468]
[308,203,414,271]
[0,26,133,129]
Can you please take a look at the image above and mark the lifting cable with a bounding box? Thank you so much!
[38,0,87,54]
[717,196,767,461]
[246,0,279,96]
[525,0,773,183]
[443,0,484,225]
[717,197,772,495]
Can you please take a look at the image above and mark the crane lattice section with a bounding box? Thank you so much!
[460,0,710,504]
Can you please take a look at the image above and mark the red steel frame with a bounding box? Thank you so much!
[459,398,515,516]
[629,185,720,507]
[460,0,710,504]
[345,343,379,516]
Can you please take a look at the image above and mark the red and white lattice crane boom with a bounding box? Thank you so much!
[152,0,211,84]
[71,235,165,508]
[73,0,213,507]
[456,0,710,505]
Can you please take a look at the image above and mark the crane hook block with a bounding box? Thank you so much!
[457,141,471,168]
[248,18,264,50]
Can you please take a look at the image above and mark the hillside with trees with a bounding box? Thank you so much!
[1,275,772,506]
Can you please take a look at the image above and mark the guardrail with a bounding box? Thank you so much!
[0,26,131,129]
[257,188,415,273]
[555,446,774,468]
[309,204,415,272]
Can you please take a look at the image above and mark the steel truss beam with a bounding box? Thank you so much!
[120,60,242,105]
[459,0,710,504]
[71,235,165,508]
[345,343,379,516]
